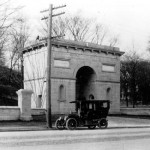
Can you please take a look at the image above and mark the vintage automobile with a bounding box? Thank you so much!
[55,100,110,130]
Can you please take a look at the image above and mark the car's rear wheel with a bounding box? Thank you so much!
[66,118,77,130]
[55,119,65,130]
[88,125,96,129]
[99,118,108,129]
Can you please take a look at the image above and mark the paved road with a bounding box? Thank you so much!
[1,116,150,131]
[1,127,150,150]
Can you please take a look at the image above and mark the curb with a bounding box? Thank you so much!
[1,125,150,132]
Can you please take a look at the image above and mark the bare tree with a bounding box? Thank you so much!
[0,0,23,65]
[39,14,92,42]
[91,24,108,45]
[9,16,30,70]
[39,12,119,47]
[64,15,92,41]
[7,16,30,88]
[0,42,5,65]
[109,35,119,47]
[52,17,67,38]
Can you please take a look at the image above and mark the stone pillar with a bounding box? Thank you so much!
[17,89,33,121]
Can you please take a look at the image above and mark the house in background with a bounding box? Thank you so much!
[23,39,124,115]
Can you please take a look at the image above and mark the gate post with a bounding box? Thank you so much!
[17,89,33,121]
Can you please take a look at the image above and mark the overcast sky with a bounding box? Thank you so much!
[13,0,150,57]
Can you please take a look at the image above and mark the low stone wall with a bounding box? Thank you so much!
[31,108,46,121]
[1,106,150,121]
[0,106,20,120]
[0,89,47,121]
[31,108,46,115]
[0,107,47,121]
[121,108,150,116]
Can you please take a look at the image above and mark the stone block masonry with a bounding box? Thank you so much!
[17,89,33,121]
[23,39,124,114]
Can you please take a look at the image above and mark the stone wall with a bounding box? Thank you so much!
[0,107,46,121]
[51,79,76,114]
[23,40,124,114]
[17,89,33,121]
[0,106,20,120]
[31,108,46,115]
[51,43,122,114]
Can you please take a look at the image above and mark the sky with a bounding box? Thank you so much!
[13,0,150,58]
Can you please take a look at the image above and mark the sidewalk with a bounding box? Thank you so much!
[0,116,150,132]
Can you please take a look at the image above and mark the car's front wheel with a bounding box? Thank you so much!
[66,118,77,130]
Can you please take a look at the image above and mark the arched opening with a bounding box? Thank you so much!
[106,87,111,100]
[89,94,94,100]
[59,85,65,101]
[76,66,96,101]
[58,85,66,114]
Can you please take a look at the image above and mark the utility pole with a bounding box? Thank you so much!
[41,4,66,128]
[20,51,24,89]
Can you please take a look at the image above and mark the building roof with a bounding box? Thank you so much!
[23,39,124,56]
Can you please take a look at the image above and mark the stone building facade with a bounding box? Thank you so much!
[23,39,124,114]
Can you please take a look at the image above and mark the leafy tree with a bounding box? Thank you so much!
[0,65,21,106]
[121,51,140,107]
[121,51,150,107]
[136,60,150,105]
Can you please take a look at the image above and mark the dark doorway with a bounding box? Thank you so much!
[76,66,96,101]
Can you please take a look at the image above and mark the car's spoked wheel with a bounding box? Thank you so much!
[55,119,65,130]
[99,118,108,129]
[66,118,77,130]
[88,125,96,129]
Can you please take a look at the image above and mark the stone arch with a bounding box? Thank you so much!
[89,94,95,100]
[73,62,99,79]
[75,65,97,101]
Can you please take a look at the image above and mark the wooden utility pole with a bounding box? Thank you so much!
[41,4,66,128]
[46,4,52,128]
[20,51,24,89]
